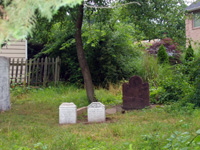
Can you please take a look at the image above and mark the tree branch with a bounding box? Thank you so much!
[84,1,141,9]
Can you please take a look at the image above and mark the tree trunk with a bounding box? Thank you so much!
[75,4,97,102]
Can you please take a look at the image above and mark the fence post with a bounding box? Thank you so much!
[9,58,10,84]
[40,58,44,85]
[47,57,51,83]
[9,57,61,86]
[57,57,61,83]
[11,58,14,84]
[23,59,27,87]
[43,57,48,87]
[31,59,36,85]
[28,58,32,86]
[52,58,55,83]
[54,57,58,85]
[20,58,23,83]
[35,58,39,86]
[15,58,19,83]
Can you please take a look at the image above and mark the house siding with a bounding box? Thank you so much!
[186,14,200,47]
[0,39,27,59]
[0,39,27,83]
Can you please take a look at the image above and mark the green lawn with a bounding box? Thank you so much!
[0,85,200,150]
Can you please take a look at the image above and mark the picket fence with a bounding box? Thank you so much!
[9,57,61,86]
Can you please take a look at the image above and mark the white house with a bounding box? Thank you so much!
[0,39,28,59]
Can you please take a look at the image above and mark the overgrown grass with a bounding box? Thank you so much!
[11,84,121,108]
[1,85,200,149]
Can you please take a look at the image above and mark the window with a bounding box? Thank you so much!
[194,12,200,28]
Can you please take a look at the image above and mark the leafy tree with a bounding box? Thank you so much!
[29,1,117,102]
[157,44,169,64]
[32,3,139,87]
[84,22,139,87]
[41,0,141,102]
[28,0,188,102]
[121,0,187,45]
[73,3,96,102]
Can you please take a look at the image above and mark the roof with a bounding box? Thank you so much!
[186,1,200,12]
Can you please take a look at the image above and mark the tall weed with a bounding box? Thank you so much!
[134,53,158,82]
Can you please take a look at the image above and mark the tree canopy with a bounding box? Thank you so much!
[29,0,188,87]
[0,0,189,102]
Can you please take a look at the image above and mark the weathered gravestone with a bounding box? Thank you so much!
[88,102,105,122]
[59,102,77,124]
[122,76,150,110]
[0,57,10,112]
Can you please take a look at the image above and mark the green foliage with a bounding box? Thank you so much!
[11,84,89,107]
[32,11,141,86]
[184,78,200,107]
[154,73,191,104]
[140,119,200,150]
[141,133,162,149]
[149,63,194,104]
[2,86,200,149]
[163,102,196,115]
[185,42,194,61]
[0,0,82,44]
[28,0,188,87]
[123,0,187,45]
[180,58,200,107]
[83,22,140,86]
[148,50,200,107]
[163,130,200,149]
[32,17,82,84]
[11,84,121,107]
[134,53,158,82]
[10,86,30,97]
[157,44,169,64]
[95,89,122,105]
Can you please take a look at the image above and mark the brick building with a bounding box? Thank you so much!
[186,1,200,47]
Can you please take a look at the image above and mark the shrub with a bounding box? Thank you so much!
[157,44,169,64]
[83,23,140,87]
[149,64,192,104]
[184,78,200,107]
[32,22,140,87]
[185,42,194,61]
[148,38,181,64]
[152,75,190,104]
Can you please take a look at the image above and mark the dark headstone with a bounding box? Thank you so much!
[122,76,150,110]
